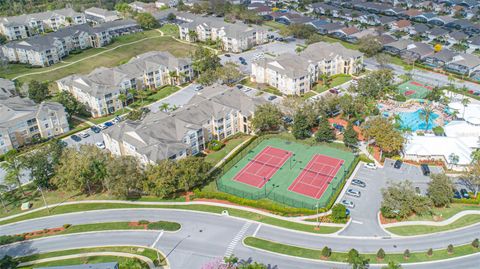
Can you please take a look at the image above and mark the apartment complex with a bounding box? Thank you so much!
[0,8,86,41]
[251,42,363,95]
[103,84,265,164]
[2,20,141,67]
[0,95,69,154]
[84,7,120,24]
[178,16,268,53]
[57,51,193,118]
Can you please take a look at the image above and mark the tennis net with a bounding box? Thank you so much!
[301,166,337,179]
[249,158,284,170]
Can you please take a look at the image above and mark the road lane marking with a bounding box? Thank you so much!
[150,230,164,248]
[352,220,363,225]
[225,222,252,257]
[252,223,262,237]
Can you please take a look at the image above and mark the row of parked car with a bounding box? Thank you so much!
[341,178,367,209]
[69,116,122,149]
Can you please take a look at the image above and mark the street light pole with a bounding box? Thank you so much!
[315,202,320,228]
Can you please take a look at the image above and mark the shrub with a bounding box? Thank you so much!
[321,246,332,258]
[331,204,347,223]
[146,221,181,231]
[447,244,454,254]
[376,248,385,260]
[432,126,444,136]
[138,220,150,225]
[472,238,479,248]
[403,249,410,259]
[0,235,25,246]
[394,94,407,102]
[62,224,72,229]
[208,140,225,151]
[427,248,433,256]
[348,248,359,260]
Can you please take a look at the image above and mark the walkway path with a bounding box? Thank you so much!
[18,251,162,269]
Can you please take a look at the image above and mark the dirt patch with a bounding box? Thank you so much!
[128,222,148,229]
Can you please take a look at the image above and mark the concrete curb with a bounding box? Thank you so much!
[383,210,480,228]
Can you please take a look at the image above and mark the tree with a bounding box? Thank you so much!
[280,24,316,39]
[448,153,460,169]
[376,248,385,260]
[447,244,454,254]
[251,103,283,132]
[419,106,434,131]
[381,180,432,219]
[321,246,332,258]
[343,121,358,148]
[362,117,404,154]
[292,110,311,140]
[427,248,433,256]
[331,203,347,223]
[191,46,221,73]
[427,173,454,207]
[115,3,132,16]
[136,13,159,29]
[216,62,242,85]
[382,261,402,269]
[472,238,479,248]
[461,96,470,119]
[104,156,143,198]
[0,34,7,45]
[144,160,179,198]
[0,150,25,195]
[403,249,410,259]
[177,156,212,193]
[23,145,57,189]
[425,86,444,102]
[350,69,394,99]
[197,69,217,86]
[167,12,176,21]
[118,93,127,113]
[54,91,89,119]
[358,35,383,57]
[347,249,370,269]
[28,80,49,103]
[319,73,332,89]
[0,255,18,269]
[315,117,335,142]
[375,53,392,69]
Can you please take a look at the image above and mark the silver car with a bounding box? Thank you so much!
[346,188,361,198]
[341,199,355,208]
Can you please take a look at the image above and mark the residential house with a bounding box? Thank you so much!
[446,30,468,44]
[383,39,412,55]
[346,28,380,43]
[400,42,434,60]
[178,16,268,53]
[102,84,265,164]
[409,23,430,36]
[251,42,363,95]
[427,27,450,42]
[315,22,345,35]
[84,7,120,24]
[468,35,480,52]
[0,8,86,41]
[156,0,179,8]
[0,96,69,154]
[57,51,193,117]
[391,19,412,31]
[272,12,314,25]
[129,1,158,13]
[422,48,458,67]
[330,26,360,40]
[445,53,480,75]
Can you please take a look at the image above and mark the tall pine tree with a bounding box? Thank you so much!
[315,118,335,142]
[343,121,359,148]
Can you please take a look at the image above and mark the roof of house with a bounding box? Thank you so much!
[401,9,423,17]
[393,19,411,28]
[300,42,363,60]
[448,30,468,41]
[426,48,458,62]
[450,53,480,68]
[384,39,412,50]
[0,8,83,27]
[339,26,360,35]
[405,42,434,57]
[428,27,450,37]
[181,16,265,39]
[413,23,430,33]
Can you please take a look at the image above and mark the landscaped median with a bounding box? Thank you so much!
[0,202,343,235]
[243,236,480,264]
[15,246,167,269]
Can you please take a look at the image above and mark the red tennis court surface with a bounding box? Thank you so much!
[233,146,292,188]
[288,154,344,199]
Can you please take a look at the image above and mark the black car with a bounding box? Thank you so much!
[91,126,101,133]
[453,189,462,199]
[70,135,81,142]
[225,54,231,57]
[460,189,470,199]
[394,160,403,169]
[267,95,277,101]
[241,61,247,65]
[420,164,430,176]
[239,57,245,62]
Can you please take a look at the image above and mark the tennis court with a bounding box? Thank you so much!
[217,137,356,209]
[234,146,292,188]
[288,154,344,199]
[397,80,433,99]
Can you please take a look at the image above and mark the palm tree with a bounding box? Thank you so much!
[461,96,470,119]
[169,70,179,85]
[160,103,170,112]
[137,89,149,105]
[128,88,137,103]
[382,261,402,269]
[420,106,434,131]
[118,93,127,112]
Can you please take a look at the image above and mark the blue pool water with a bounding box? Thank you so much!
[398,109,439,131]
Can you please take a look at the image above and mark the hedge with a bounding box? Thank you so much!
[146,221,181,231]
[0,235,25,246]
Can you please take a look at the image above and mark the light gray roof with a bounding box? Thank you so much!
[301,42,363,60]
[384,39,412,50]
[0,8,83,27]
[104,84,265,162]
[255,53,311,78]
[0,96,37,125]
[181,16,265,39]
[426,49,458,62]
[450,53,480,68]
[84,7,118,18]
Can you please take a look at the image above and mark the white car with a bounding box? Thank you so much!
[364,163,377,170]
[98,124,108,130]
[95,142,106,149]
[341,199,355,208]
[78,132,90,138]
[346,188,361,198]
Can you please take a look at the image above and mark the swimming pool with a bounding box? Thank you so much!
[398,109,439,131]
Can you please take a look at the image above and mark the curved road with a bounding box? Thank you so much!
[1,208,479,268]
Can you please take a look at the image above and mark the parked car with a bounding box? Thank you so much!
[98,124,108,130]
[224,54,231,57]
[346,208,351,216]
[95,142,106,149]
[346,188,361,198]
[236,84,243,89]
[91,126,101,133]
[267,95,277,101]
[453,189,462,199]
[351,179,366,188]
[363,163,377,170]
[78,132,89,138]
[241,61,247,65]
[341,199,355,208]
[70,135,81,142]
[420,164,430,176]
[195,85,204,91]
[460,189,470,199]
[329,88,339,94]
[239,57,245,62]
[394,160,403,169]
[104,121,114,127]
[112,117,121,124]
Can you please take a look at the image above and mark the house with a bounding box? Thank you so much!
[178,16,268,53]
[409,23,430,36]
[129,1,158,13]
[0,8,86,40]
[427,27,450,41]
[391,19,411,31]
[251,42,363,95]
[103,84,265,164]
[400,42,434,60]
[445,53,480,75]
[346,28,380,43]
[399,9,423,19]
[304,20,330,31]
[446,30,468,44]
[37,262,119,269]
[330,26,360,40]
[315,22,344,35]
[57,51,193,117]
[383,39,412,55]
[468,35,480,51]
[423,48,458,67]
[0,95,69,154]
[84,7,120,24]
[272,12,314,25]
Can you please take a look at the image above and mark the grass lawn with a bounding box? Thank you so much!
[1,31,196,84]
[129,85,181,109]
[205,135,251,164]
[263,21,287,31]
[386,214,480,236]
[314,74,352,93]
[314,35,359,50]
[19,256,149,269]
[244,237,480,264]
[87,110,128,125]
[159,23,180,37]
[241,79,282,96]
[404,203,480,221]
[300,91,317,100]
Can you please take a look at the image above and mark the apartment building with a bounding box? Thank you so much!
[2,20,141,67]
[251,42,363,95]
[178,16,268,53]
[102,84,265,164]
[0,8,86,41]
[84,7,120,24]
[0,96,69,154]
[57,51,193,118]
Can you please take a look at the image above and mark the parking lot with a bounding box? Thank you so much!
[339,160,443,237]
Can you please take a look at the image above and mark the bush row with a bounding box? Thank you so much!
[146,221,181,231]
[0,235,25,246]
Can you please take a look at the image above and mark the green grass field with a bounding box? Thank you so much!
[218,138,356,209]
[386,214,480,236]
